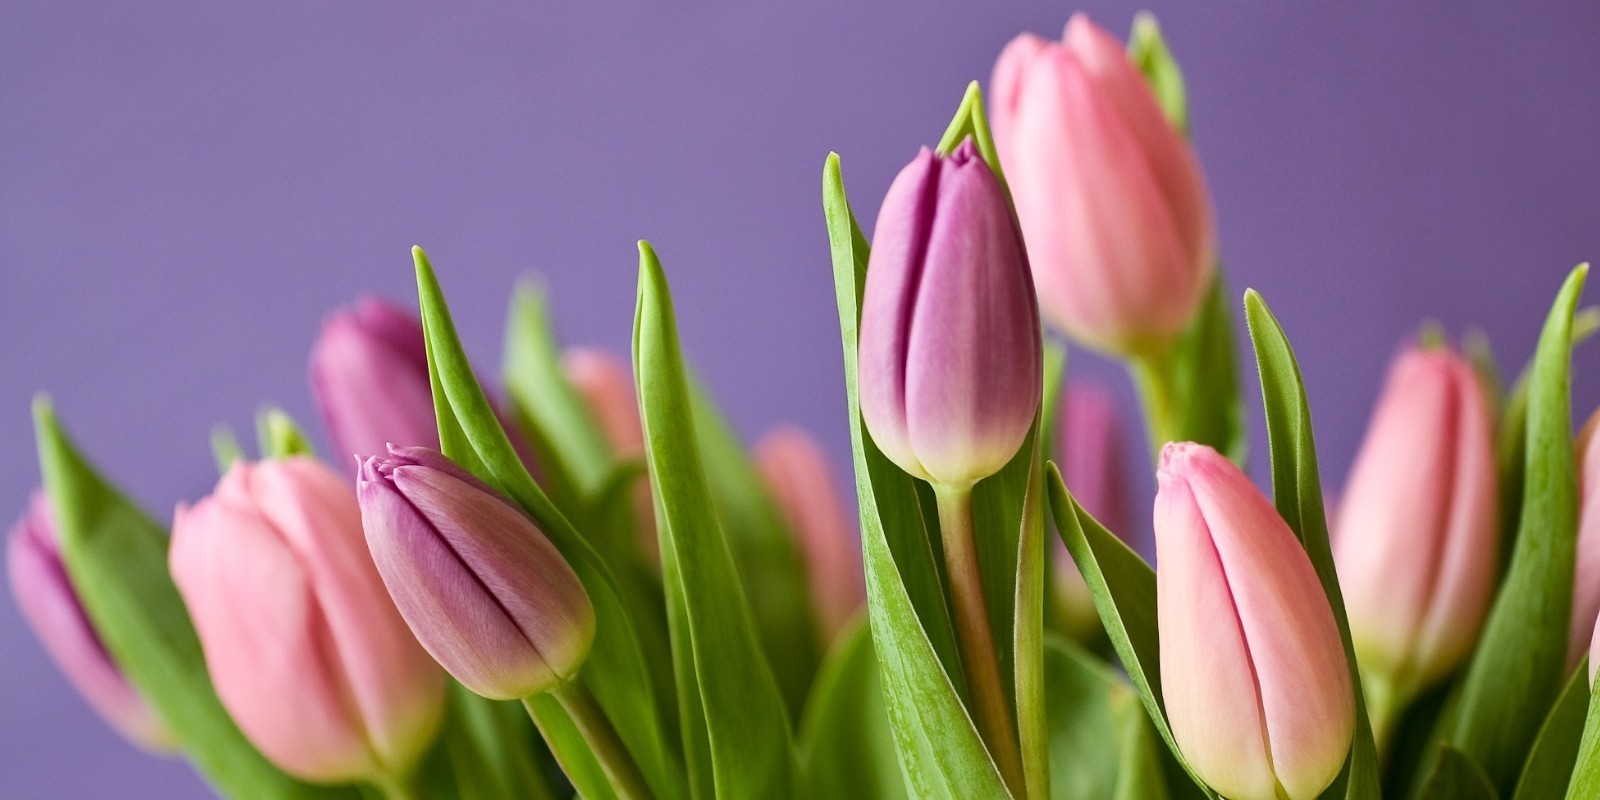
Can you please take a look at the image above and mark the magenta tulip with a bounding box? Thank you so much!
[1335,343,1497,699]
[1157,443,1354,800]
[8,491,174,752]
[1570,409,1600,668]
[310,297,438,460]
[170,458,445,784]
[991,13,1214,357]
[358,445,594,700]
[857,139,1043,487]
[754,426,865,639]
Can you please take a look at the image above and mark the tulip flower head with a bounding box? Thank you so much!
[1156,443,1354,800]
[1052,383,1132,642]
[170,458,445,784]
[8,491,174,753]
[991,13,1215,357]
[755,426,865,639]
[310,297,439,461]
[1335,343,1497,699]
[1570,409,1600,668]
[858,139,1043,487]
[358,445,595,700]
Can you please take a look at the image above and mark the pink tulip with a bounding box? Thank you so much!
[1570,409,1600,668]
[310,297,439,460]
[858,139,1043,486]
[359,446,594,700]
[8,491,174,752]
[991,13,1215,357]
[170,458,445,784]
[754,426,865,639]
[1334,344,1497,698]
[1157,442,1353,800]
[563,348,645,458]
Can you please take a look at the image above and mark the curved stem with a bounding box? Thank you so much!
[1128,350,1181,462]
[934,483,1025,795]
[544,682,654,800]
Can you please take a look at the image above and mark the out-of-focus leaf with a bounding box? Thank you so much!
[1128,11,1187,134]
[210,424,245,472]
[1043,634,1133,800]
[256,407,316,459]
[1512,665,1590,800]
[797,618,907,800]
[1171,272,1245,463]
[1419,747,1499,800]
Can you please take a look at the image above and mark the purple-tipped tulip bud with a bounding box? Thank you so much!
[1570,410,1600,669]
[358,446,595,700]
[8,491,175,753]
[858,139,1043,486]
[1157,443,1354,800]
[310,297,439,460]
[1335,344,1497,696]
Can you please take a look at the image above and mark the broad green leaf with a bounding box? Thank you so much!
[1046,468,1216,799]
[1043,634,1135,800]
[823,153,1009,799]
[1565,682,1600,799]
[1512,665,1590,800]
[1171,272,1246,462]
[633,241,798,799]
[689,378,821,718]
[1421,747,1499,800]
[33,398,357,800]
[412,247,684,800]
[1242,290,1381,799]
[1441,264,1587,793]
[797,618,908,800]
[256,407,316,459]
[1128,11,1187,135]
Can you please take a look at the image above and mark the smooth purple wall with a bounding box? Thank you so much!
[4,2,1599,796]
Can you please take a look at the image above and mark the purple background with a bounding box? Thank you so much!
[4,1,1599,796]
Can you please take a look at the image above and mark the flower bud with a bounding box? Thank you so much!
[8,491,174,753]
[170,458,445,784]
[1570,409,1600,668]
[310,297,439,460]
[754,426,865,639]
[358,445,595,700]
[1334,344,1497,698]
[1052,384,1131,642]
[1157,443,1353,800]
[858,139,1043,486]
[991,13,1215,357]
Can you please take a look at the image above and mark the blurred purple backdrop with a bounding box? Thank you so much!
[4,1,1600,795]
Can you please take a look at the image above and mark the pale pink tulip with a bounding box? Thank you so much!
[563,348,645,458]
[991,13,1214,357]
[1157,443,1353,800]
[754,426,865,639]
[1569,409,1600,668]
[170,458,445,784]
[1335,344,1497,697]
[8,491,174,752]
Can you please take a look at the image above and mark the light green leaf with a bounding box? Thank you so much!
[1012,420,1049,800]
[441,685,557,800]
[256,407,316,459]
[412,247,684,800]
[1242,290,1381,799]
[823,153,1010,800]
[1440,264,1587,793]
[1171,272,1246,462]
[1512,664,1590,800]
[1128,11,1187,135]
[33,398,357,800]
[210,425,245,473]
[1565,680,1600,799]
[525,694,620,800]
[797,618,908,800]
[934,81,1006,195]
[1043,634,1136,800]
[1421,747,1500,800]
[633,241,798,799]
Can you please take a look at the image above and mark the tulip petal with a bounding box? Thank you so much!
[310,298,438,460]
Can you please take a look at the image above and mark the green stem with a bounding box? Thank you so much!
[543,682,654,800]
[1364,673,1404,764]
[934,483,1025,796]
[1128,350,1181,461]
[371,771,423,800]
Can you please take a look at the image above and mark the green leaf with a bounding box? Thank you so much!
[1420,747,1500,800]
[210,425,245,473]
[33,398,357,800]
[1045,468,1217,799]
[412,247,684,800]
[1128,11,1188,135]
[1011,421,1049,800]
[633,241,799,799]
[441,686,557,800]
[1171,272,1246,462]
[1242,290,1382,799]
[1565,679,1600,799]
[256,407,317,459]
[1441,264,1587,793]
[934,81,1007,196]
[823,153,1009,799]
[1512,665,1590,800]
[1043,634,1137,800]
[1111,699,1172,800]
[524,694,620,800]
[797,618,908,800]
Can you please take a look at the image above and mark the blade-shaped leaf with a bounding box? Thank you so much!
[1043,634,1138,800]
[1441,264,1587,793]
[33,398,357,800]
[633,241,798,799]
[1421,747,1500,800]
[1012,420,1049,800]
[443,685,557,800]
[256,407,316,459]
[797,618,908,800]
[1565,681,1600,799]
[823,153,1009,799]
[1242,290,1381,799]
[1172,272,1246,462]
[1512,665,1590,800]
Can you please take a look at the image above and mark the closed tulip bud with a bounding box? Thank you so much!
[754,426,865,639]
[858,139,1043,487]
[310,297,438,460]
[8,491,174,753]
[1052,384,1132,642]
[1334,344,1497,700]
[991,13,1215,357]
[1570,410,1600,668]
[358,445,594,700]
[1157,443,1354,800]
[170,459,445,784]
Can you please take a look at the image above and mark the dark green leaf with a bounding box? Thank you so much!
[1420,747,1499,800]
[1512,664,1589,800]
[1171,272,1245,463]
[797,618,907,800]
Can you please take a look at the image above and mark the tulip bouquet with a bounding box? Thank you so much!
[12,11,1600,800]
